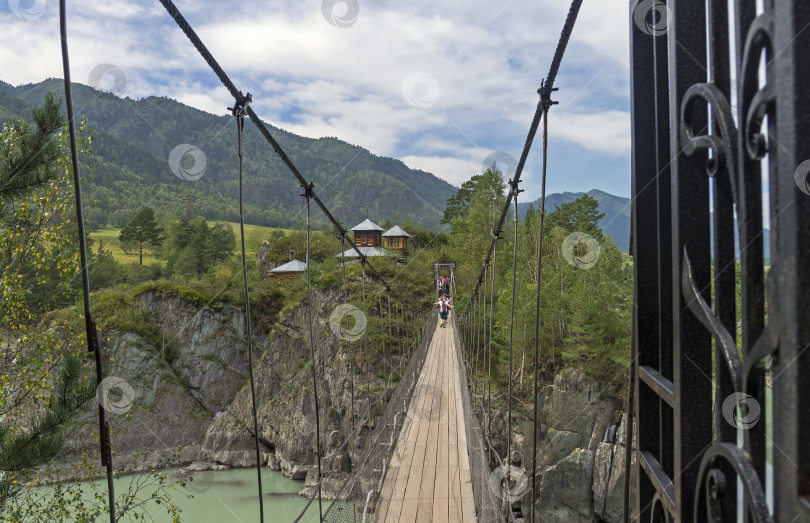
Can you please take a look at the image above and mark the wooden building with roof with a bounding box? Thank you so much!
[268,259,307,280]
[382,224,411,257]
[336,216,395,259]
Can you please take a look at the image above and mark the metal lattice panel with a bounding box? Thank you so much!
[630,0,810,521]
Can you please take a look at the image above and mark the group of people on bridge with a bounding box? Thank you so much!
[434,275,454,328]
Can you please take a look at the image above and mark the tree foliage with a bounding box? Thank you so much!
[0,97,183,521]
[163,216,236,277]
[118,207,164,265]
[445,172,631,390]
[0,93,66,202]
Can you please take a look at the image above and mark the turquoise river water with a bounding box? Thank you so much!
[58,467,322,522]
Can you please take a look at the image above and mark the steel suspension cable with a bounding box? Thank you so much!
[156,0,421,317]
[505,184,521,512]
[378,288,389,405]
[461,0,582,314]
[387,295,395,380]
[302,182,323,521]
[233,102,265,521]
[59,2,116,520]
[488,238,497,433]
[361,263,370,413]
[530,96,552,520]
[339,234,355,427]
[481,263,489,400]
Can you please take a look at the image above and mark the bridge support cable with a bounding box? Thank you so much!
[488,237,498,434]
[454,303,513,522]
[529,83,556,521]
[232,97,267,522]
[360,263,370,414]
[59,1,116,520]
[339,234,355,427]
[301,182,323,522]
[505,179,522,515]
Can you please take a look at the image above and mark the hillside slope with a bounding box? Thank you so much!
[0,79,456,230]
[518,189,632,251]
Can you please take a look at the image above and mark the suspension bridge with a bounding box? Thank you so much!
[54,0,810,520]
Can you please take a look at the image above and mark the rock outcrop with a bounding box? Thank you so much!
[63,287,389,488]
[487,369,636,523]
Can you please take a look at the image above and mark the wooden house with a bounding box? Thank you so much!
[383,225,411,256]
[351,218,383,247]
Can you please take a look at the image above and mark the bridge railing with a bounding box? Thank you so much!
[309,312,437,523]
[453,315,511,523]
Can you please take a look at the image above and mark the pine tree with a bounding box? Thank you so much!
[118,207,164,265]
[0,92,66,202]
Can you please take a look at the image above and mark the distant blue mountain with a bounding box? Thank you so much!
[518,189,632,251]
[519,189,771,260]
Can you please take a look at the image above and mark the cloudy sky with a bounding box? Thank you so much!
[1,0,632,202]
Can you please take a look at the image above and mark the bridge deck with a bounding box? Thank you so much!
[375,322,476,522]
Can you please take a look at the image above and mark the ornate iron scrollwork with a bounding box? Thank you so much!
[694,443,773,523]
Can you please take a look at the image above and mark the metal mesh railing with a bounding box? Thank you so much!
[452,316,510,523]
[313,313,437,523]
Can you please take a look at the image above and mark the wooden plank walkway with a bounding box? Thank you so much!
[375,321,476,522]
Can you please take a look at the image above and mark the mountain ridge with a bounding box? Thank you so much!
[518,189,632,251]
[0,78,456,230]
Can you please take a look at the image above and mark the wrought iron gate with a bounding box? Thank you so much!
[629,0,810,521]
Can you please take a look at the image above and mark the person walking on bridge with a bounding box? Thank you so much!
[434,295,453,328]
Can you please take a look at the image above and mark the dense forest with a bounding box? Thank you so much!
[0,79,456,231]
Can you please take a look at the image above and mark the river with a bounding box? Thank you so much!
[55,468,323,522]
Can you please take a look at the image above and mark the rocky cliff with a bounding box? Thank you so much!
[62,289,633,522]
[487,369,636,523]
[64,287,392,488]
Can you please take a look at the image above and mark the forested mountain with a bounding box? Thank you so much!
[0,79,456,230]
[519,189,632,251]
[518,188,772,260]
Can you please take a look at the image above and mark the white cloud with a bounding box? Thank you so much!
[0,0,632,193]
[401,155,481,187]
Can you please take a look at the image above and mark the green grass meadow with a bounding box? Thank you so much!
[90,222,293,265]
